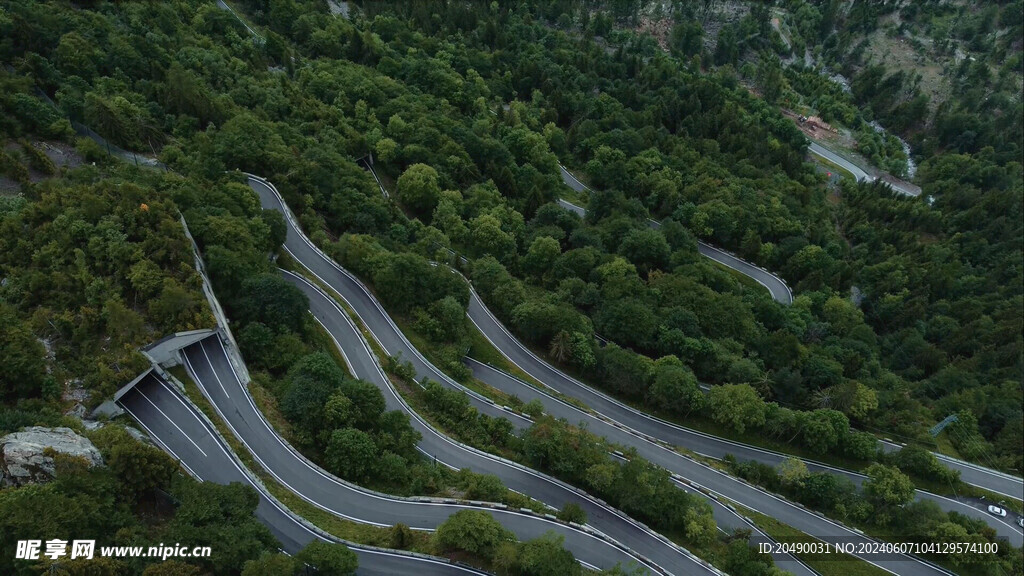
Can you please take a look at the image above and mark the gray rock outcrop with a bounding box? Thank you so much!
[0,426,104,487]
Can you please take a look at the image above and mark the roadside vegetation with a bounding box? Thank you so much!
[0,1,1019,575]
[4,0,1017,476]
[725,455,1021,575]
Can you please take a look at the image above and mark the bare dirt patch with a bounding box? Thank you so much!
[861,20,952,112]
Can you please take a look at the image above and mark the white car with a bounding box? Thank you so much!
[1017,517,1023,528]
[987,505,1007,517]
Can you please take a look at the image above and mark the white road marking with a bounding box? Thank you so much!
[133,385,208,458]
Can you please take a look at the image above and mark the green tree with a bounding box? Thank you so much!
[164,62,221,126]
[549,330,573,363]
[106,436,179,502]
[164,481,278,574]
[294,541,358,576]
[339,379,387,429]
[282,354,347,442]
[841,431,879,461]
[372,252,468,314]
[214,113,289,173]
[390,523,415,549]
[647,362,704,415]
[0,305,46,401]
[435,510,514,560]
[512,300,590,346]
[800,409,849,454]
[375,138,398,163]
[707,384,767,434]
[373,410,421,460]
[427,296,466,342]
[260,209,288,253]
[397,163,441,215]
[863,463,915,522]
[722,537,780,576]
[845,382,878,421]
[756,53,785,104]
[569,332,596,370]
[595,345,653,399]
[469,214,517,262]
[595,299,658,350]
[148,279,205,333]
[512,532,581,576]
[238,322,277,368]
[465,473,506,502]
[324,391,355,430]
[670,21,704,58]
[54,32,98,77]
[325,428,377,481]
[614,227,671,274]
[557,502,587,524]
[241,552,297,576]
[889,446,959,484]
[236,273,309,335]
[522,236,562,281]
[715,24,740,65]
[683,505,717,545]
[777,457,810,488]
[822,296,864,337]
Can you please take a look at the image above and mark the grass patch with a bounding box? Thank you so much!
[932,430,962,459]
[466,327,544,389]
[809,152,860,182]
[248,372,295,442]
[306,312,352,374]
[265,478,433,551]
[704,255,776,296]
[559,184,589,207]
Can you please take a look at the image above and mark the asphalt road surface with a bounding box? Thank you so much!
[117,372,490,576]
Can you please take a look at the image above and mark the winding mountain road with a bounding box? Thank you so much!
[117,371,490,576]
[464,288,1024,551]
[556,167,794,305]
[180,334,660,573]
[250,175,817,575]
[247,172,1017,576]
[277,270,717,575]
[556,167,1021,502]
